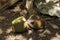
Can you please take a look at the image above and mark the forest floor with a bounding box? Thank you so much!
[0,2,60,40]
[0,9,60,40]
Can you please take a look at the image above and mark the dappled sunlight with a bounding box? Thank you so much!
[43,29,51,34]
[49,23,59,29]
[46,0,59,3]
[11,5,21,12]
[15,35,27,40]
[50,37,60,40]
[48,6,60,17]
[50,33,60,40]
[0,0,60,40]
[28,30,33,35]
[5,35,15,40]
[5,34,27,40]
[39,29,51,37]
[29,37,33,40]
[0,16,6,20]
[0,28,3,34]
[6,27,13,34]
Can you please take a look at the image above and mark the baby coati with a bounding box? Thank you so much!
[29,14,45,30]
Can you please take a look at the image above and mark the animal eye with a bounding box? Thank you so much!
[31,22,34,24]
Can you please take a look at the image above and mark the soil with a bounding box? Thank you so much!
[0,1,60,40]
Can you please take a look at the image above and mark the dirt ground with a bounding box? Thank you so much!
[0,8,60,40]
